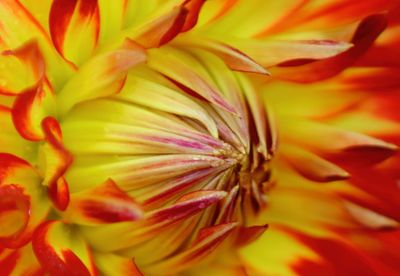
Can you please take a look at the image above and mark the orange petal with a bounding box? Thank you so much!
[49,0,100,66]
[32,221,97,276]
[66,179,143,225]
[0,244,44,275]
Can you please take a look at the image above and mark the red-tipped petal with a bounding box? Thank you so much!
[66,179,143,225]
[274,14,387,82]
[11,85,51,141]
[181,0,206,32]
[134,7,188,48]
[41,117,73,186]
[0,153,31,184]
[0,40,45,96]
[236,225,269,247]
[0,185,30,247]
[32,221,96,276]
[49,0,100,66]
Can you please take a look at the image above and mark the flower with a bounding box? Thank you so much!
[1,0,400,275]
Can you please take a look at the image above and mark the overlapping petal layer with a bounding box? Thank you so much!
[0,0,399,275]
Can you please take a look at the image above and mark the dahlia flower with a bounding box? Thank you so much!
[1,0,400,275]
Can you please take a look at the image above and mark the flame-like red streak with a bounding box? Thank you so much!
[32,221,93,276]
[49,0,99,59]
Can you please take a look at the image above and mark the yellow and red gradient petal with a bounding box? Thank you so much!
[287,229,399,276]
[0,185,30,247]
[239,226,321,276]
[272,13,388,82]
[143,222,237,275]
[81,190,226,252]
[0,154,50,249]
[148,47,237,114]
[0,0,74,89]
[64,179,143,225]
[56,39,146,116]
[94,253,143,276]
[38,117,73,211]
[0,41,45,96]
[173,35,269,74]
[32,221,97,276]
[11,84,55,142]
[0,244,44,276]
[49,0,100,66]
[137,0,206,47]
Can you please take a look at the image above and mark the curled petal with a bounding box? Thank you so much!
[50,0,100,66]
[0,153,31,185]
[11,76,55,142]
[0,41,45,96]
[32,221,97,276]
[0,185,30,247]
[66,179,143,225]
[38,117,72,210]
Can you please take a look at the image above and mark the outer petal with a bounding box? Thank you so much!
[0,244,44,276]
[32,221,97,276]
[49,0,100,66]
[272,14,387,82]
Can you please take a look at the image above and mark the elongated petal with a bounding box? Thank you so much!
[83,190,226,251]
[282,145,350,182]
[145,222,237,274]
[32,221,97,276]
[174,36,269,73]
[273,14,387,82]
[65,179,143,225]
[49,0,100,66]
[148,47,237,114]
[57,40,146,115]
[133,6,188,48]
